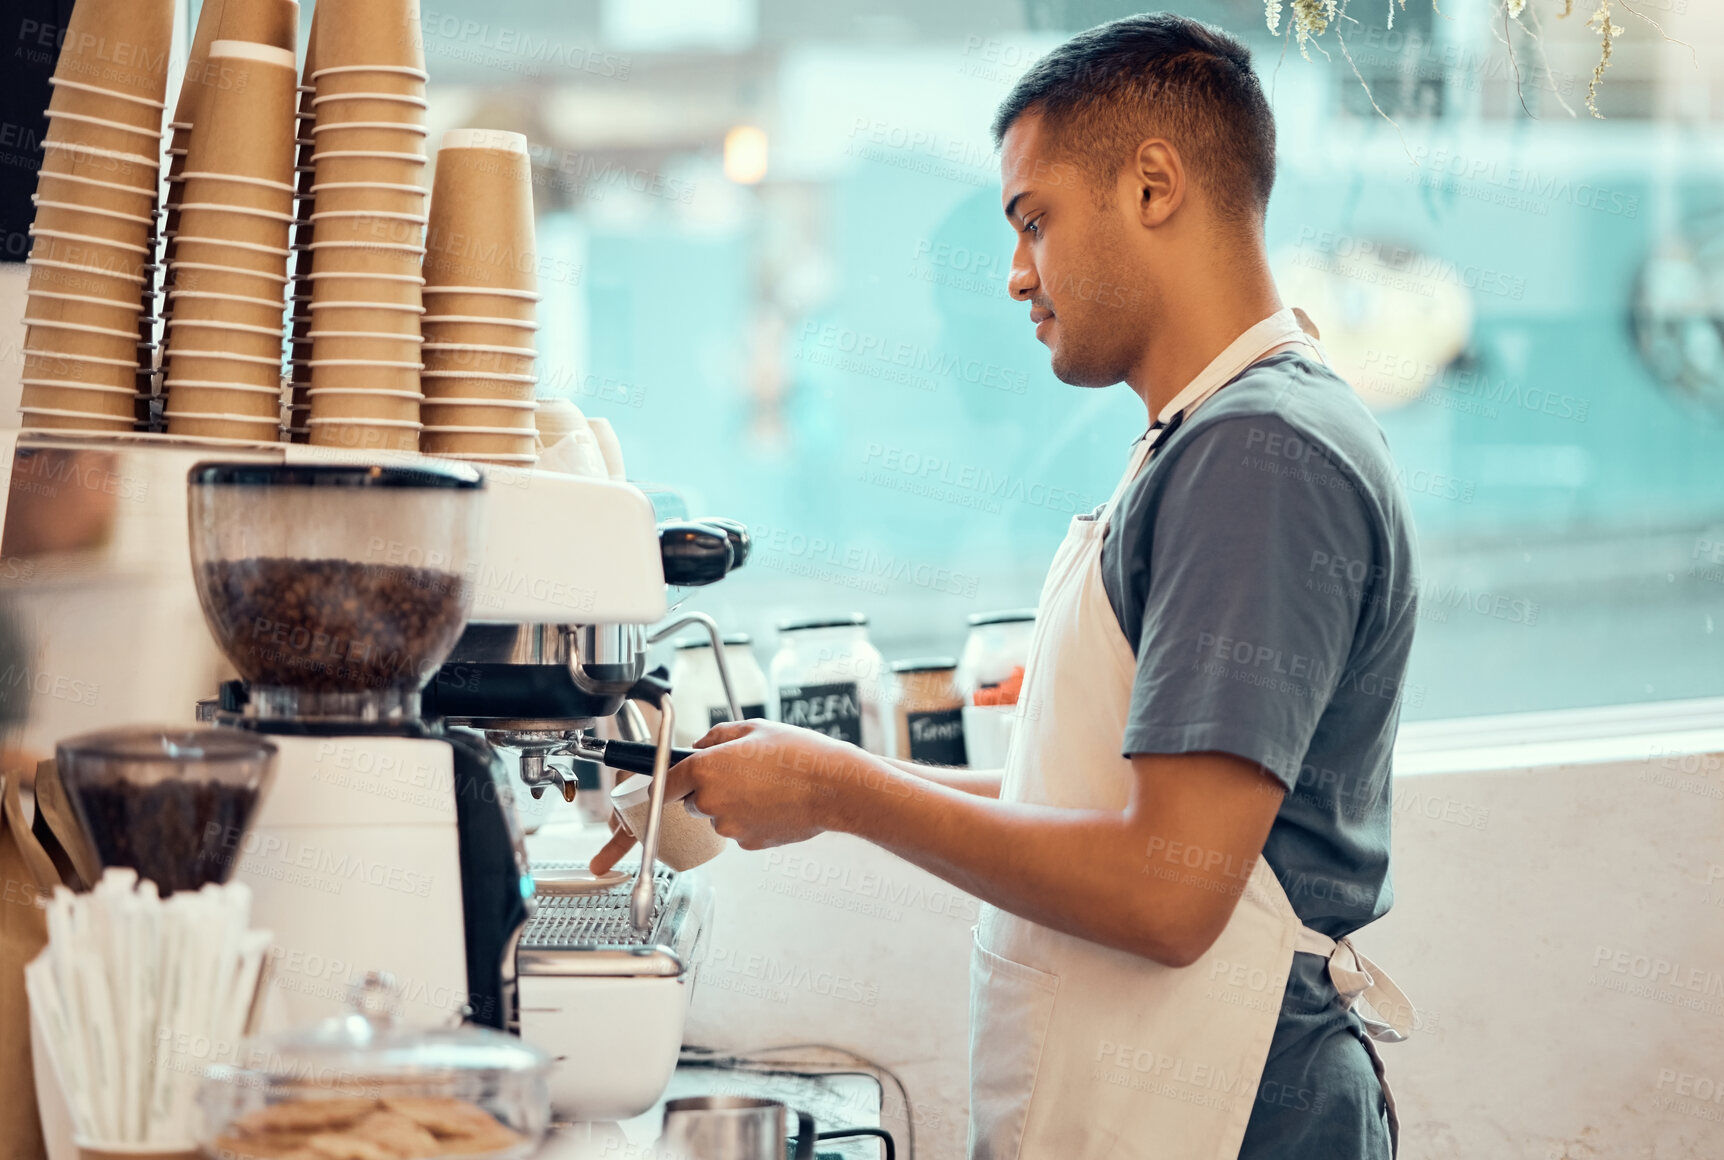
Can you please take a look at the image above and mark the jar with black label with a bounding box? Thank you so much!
[668,633,770,747]
[887,657,969,766]
[770,613,886,753]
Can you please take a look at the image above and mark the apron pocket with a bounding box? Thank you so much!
[968,932,1060,1160]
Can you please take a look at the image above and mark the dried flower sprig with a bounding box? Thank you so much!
[1268,0,1636,119]
[1583,0,1622,118]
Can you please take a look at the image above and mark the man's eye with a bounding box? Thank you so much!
[1024,218,1042,237]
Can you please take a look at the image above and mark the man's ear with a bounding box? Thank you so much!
[1131,138,1184,228]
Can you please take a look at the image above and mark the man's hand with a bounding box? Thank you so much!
[587,720,866,874]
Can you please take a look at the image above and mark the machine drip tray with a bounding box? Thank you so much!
[518,865,710,978]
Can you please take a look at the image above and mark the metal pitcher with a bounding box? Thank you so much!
[659,1095,895,1160]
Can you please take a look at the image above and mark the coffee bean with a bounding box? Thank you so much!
[199,558,469,693]
[70,779,259,896]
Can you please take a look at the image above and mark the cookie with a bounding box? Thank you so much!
[380,1098,504,1139]
[209,1134,318,1160]
[352,1109,441,1156]
[236,1098,380,1135]
[305,1133,398,1160]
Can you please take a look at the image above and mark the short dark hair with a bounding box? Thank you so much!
[991,13,1276,224]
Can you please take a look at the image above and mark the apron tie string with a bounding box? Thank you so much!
[1295,927,1416,1043]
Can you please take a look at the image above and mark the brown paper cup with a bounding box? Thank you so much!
[53,0,175,106]
[19,377,138,410]
[163,347,282,387]
[34,170,157,217]
[309,91,428,125]
[25,289,143,333]
[31,198,155,247]
[420,372,536,401]
[47,75,167,133]
[22,344,136,384]
[178,170,295,213]
[421,314,537,344]
[216,0,300,51]
[307,209,425,248]
[422,344,534,378]
[165,412,280,440]
[421,399,536,429]
[165,380,281,418]
[25,261,142,306]
[171,238,291,282]
[26,321,138,363]
[311,152,428,187]
[173,201,295,249]
[420,286,537,322]
[39,140,159,192]
[309,183,427,219]
[312,67,427,99]
[307,361,422,396]
[314,0,427,73]
[424,130,535,293]
[22,374,139,415]
[184,42,299,185]
[19,407,136,432]
[168,262,287,301]
[42,108,164,154]
[167,291,282,332]
[165,318,285,359]
[31,223,151,267]
[421,428,537,455]
[307,299,423,334]
[308,270,423,307]
[26,262,146,309]
[311,122,429,155]
[173,0,230,125]
[309,420,419,451]
[306,388,421,425]
[309,240,424,277]
[308,332,422,362]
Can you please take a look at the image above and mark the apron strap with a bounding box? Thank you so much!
[1295,926,1416,1042]
[1296,926,1408,1159]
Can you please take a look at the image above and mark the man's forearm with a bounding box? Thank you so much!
[826,754,1199,965]
[880,757,1002,798]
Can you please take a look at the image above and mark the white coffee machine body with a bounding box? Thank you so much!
[232,733,473,1028]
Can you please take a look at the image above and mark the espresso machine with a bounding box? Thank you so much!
[183,451,749,1122]
[423,518,751,1122]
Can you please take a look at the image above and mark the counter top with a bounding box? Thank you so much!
[539,1064,886,1158]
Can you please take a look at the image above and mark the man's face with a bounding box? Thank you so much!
[1000,112,1151,388]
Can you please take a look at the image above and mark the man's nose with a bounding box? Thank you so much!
[1008,241,1037,301]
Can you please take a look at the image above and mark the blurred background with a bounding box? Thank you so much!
[8,0,1724,722]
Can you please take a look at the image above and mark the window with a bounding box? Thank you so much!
[420,0,1724,719]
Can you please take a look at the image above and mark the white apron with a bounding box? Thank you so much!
[969,310,1414,1160]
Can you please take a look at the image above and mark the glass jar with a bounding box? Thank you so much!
[187,461,485,721]
[885,658,968,766]
[955,609,1036,701]
[199,974,550,1160]
[56,726,277,895]
[667,633,770,747]
[769,614,886,753]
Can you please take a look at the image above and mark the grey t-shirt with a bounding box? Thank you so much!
[1099,350,1417,1158]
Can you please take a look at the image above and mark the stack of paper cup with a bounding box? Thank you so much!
[303,0,430,454]
[285,8,321,441]
[161,40,299,443]
[418,129,540,466]
[21,0,174,432]
[162,0,297,294]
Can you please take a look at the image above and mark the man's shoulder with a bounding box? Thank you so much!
[1170,352,1403,505]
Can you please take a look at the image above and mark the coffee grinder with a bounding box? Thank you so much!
[186,458,752,1120]
[187,459,534,1033]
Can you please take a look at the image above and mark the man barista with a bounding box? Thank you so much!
[595,14,1418,1158]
